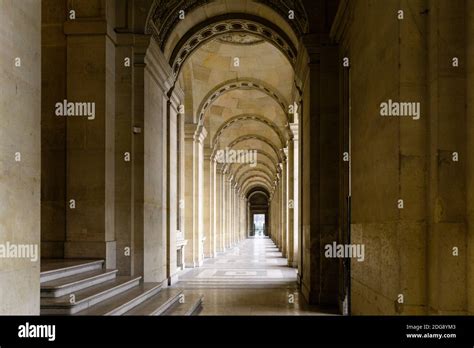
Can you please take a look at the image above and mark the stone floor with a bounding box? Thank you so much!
[174,237,337,315]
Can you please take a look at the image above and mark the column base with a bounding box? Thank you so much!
[168,273,179,286]
[288,260,298,268]
[184,259,204,268]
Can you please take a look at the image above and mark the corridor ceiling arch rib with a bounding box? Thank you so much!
[247,189,270,200]
[242,179,273,195]
[233,162,276,183]
[238,171,274,188]
[212,114,287,148]
[197,79,289,124]
[226,134,284,162]
[168,14,298,82]
[241,175,273,191]
[238,168,274,183]
[145,0,307,57]
[243,182,274,197]
[225,151,279,184]
[176,36,293,125]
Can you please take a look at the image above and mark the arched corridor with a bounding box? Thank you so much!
[172,14,301,272]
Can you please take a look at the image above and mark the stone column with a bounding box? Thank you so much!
[270,192,275,243]
[234,188,238,243]
[130,36,149,278]
[64,14,116,268]
[426,1,466,315]
[215,165,223,252]
[143,40,174,283]
[183,124,196,267]
[183,123,206,267]
[242,196,248,240]
[166,89,181,284]
[225,174,232,248]
[275,170,281,249]
[114,34,133,276]
[210,157,217,257]
[203,146,212,258]
[240,196,244,240]
[41,0,67,260]
[268,188,273,239]
[290,122,301,271]
[247,202,252,237]
[222,171,228,250]
[197,128,206,263]
[1,0,41,314]
[280,152,288,257]
[222,173,227,249]
[273,192,277,244]
[234,186,239,244]
[236,187,240,242]
[230,181,235,246]
[287,137,297,267]
[237,190,242,242]
[298,34,340,306]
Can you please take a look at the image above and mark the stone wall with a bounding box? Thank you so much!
[0,0,41,314]
[41,0,67,258]
[63,14,116,269]
[332,0,471,315]
[467,0,474,316]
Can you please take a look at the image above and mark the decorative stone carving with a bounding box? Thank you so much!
[169,18,297,81]
[217,33,264,45]
[197,79,289,123]
[145,0,308,50]
[227,134,282,162]
[146,0,212,49]
[213,114,286,148]
[255,0,308,35]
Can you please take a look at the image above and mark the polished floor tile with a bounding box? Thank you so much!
[174,237,337,316]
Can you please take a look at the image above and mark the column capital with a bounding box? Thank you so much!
[301,33,322,64]
[289,122,299,140]
[204,146,212,160]
[222,163,230,175]
[216,163,225,174]
[196,124,207,144]
[184,123,207,143]
[184,122,198,140]
[169,90,184,114]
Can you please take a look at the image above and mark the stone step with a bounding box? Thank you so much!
[124,288,183,316]
[75,282,162,316]
[41,276,142,315]
[40,259,104,283]
[162,293,203,316]
[41,269,118,298]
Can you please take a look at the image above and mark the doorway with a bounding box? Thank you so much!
[253,214,266,237]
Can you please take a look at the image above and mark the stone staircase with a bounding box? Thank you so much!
[40,259,202,316]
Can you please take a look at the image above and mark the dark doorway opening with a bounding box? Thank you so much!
[247,188,269,237]
[253,214,266,236]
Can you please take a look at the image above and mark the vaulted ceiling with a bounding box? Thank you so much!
[148,0,304,197]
